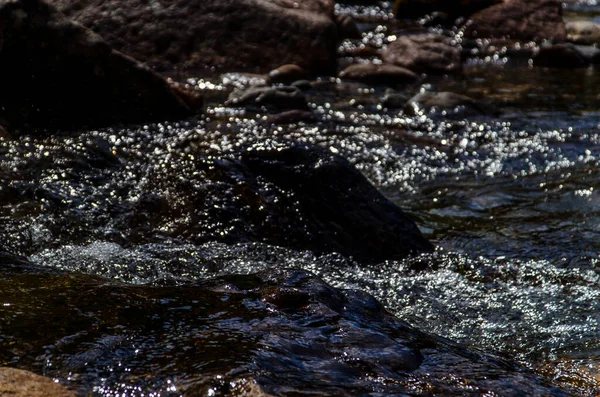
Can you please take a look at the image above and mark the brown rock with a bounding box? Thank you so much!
[267,64,309,85]
[533,44,589,68]
[0,367,75,397]
[48,0,338,75]
[0,0,194,131]
[335,14,361,39]
[382,34,461,74]
[464,0,566,42]
[405,91,487,116]
[393,0,502,19]
[339,63,419,85]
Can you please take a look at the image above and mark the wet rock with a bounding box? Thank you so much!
[339,63,419,85]
[226,86,309,112]
[533,44,589,69]
[570,45,600,65]
[382,34,462,74]
[393,0,502,19]
[266,110,317,124]
[0,267,577,395]
[566,20,600,45]
[464,0,566,42]
[0,0,194,131]
[405,91,487,116]
[290,80,313,91]
[49,0,338,75]
[335,14,362,39]
[126,143,433,262]
[0,367,75,397]
[266,64,309,86]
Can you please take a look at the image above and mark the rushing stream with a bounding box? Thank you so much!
[2,1,600,396]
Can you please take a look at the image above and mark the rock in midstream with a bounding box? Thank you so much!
[0,0,196,133]
[48,0,338,75]
[122,143,433,262]
[0,261,576,396]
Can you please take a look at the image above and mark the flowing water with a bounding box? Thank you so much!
[2,2,600,396]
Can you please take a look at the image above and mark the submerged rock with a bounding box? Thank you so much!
[464,0,566,42]
[0,266,575,396]
[339,63,419,85]
[0,0,194,132]
[382,34,462,74]
[48,0,338,75]
[0,368,75,397]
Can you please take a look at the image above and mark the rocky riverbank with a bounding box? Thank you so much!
[1,0,600,395]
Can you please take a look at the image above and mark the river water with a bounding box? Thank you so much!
[2,2,600,396]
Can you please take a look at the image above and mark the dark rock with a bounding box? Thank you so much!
[464,0,566,42]
[0,0,194,131]
[335,14,362,39]
[267,64,309,86]
[533,44,589,69]
[382,34,462,74]
[566,21,600,45]
[0,267,577,395]
[266,110,317,124]
[393,0,502,19]
[571,45,600,65]
[405,91,487,116]
[339,63,420,85]
[226,86,309,112]
[238,144,433,260]
[48,0,338,75]
[126,143,433,262]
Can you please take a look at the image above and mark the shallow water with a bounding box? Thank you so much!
[3,2,600,395]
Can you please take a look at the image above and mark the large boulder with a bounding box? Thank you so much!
[382,34,462,74]
[464,0,566,42]
[48,0,338,75]
[0,0,195,132]
[339,63,420,85]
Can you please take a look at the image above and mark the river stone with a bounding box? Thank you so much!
[267,64,309,86]
[382,34,462,74]
[226,86,309,112]
[533,44,589,68]
[405,91,486,116]
[393,0,502,18]
[566,21,600,45]
[464,0,566,42]
[0,0,194,132]
[48,0,338,75]
[0,368,75,397]
[339,63,420,85]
